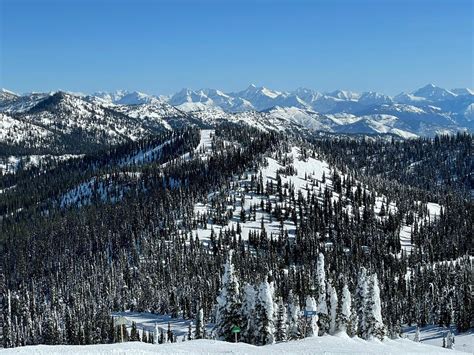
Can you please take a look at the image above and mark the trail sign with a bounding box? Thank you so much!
[231,325,241,343]
[304,310,318,317]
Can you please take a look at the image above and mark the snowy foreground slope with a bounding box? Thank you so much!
[1,335,470,354]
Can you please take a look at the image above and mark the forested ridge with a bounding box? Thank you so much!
[0,124,471,348]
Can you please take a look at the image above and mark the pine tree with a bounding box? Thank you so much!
[287,290,302,340]
[214,251,242,342]
[241,283,256,343]
[355,267,368,337]
[154,323,160,344]
[364,274,385,340]
[254,278,275,345]
[328,281,338,335]
[188,322,193,341]
[130,321,140,341]
[305,295,318,337]
[316,253,329,335]
[446,330,455,350]
[413,326,420,342]
[194,308,205,339]
[275,297,288,342]
[167,322,173,343]
[338,283,352,335]
[3,290,14,348]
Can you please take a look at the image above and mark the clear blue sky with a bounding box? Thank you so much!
[0,0,472,95]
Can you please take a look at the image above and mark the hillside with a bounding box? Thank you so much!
[1,125,471,351]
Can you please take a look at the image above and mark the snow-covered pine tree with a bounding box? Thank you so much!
[355,267,368,337]
[154,323,159,344]
[305,295,319,337]
[413,326,420,342]
[241,283,257,343]
[316,253,329,335]
[275,297,288,342]
[130,321,139,341]
[328,281,338,335]
[254,278,275,345]
[338,283,352,335]
[364,273,385,340]
[214,251,242,342]
[446,330,455,350]
[194,308,205,339]
[287,290,302,340]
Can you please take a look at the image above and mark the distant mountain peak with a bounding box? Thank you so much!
[413,84,456,101]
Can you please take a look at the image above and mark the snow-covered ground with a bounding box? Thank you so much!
[403,325,473,353]
[109,311,473,354]
[111,311,212,339]
[6,312,469,354]
[2,333,470,354]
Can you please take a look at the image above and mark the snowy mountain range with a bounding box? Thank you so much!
[0,84,472,153]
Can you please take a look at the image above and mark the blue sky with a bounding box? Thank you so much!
[0,0,472,95]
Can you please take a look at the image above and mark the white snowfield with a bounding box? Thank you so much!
[1,334,470,354]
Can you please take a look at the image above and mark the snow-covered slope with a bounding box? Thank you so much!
[0,92,173,153]
[2,334,469,354]
[0,113,54,148]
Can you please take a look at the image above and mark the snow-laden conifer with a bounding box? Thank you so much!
[214,251,241,342]
[194,308,205,339]
[287,290,302,340]
[316,253,329,334]
[241,283,257,343]
[364,273,385,340]
[355,267,368,337]
[254,278,275,345]
[328,281,338,335]
[305,295,318,337]
[338,283,352,334]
